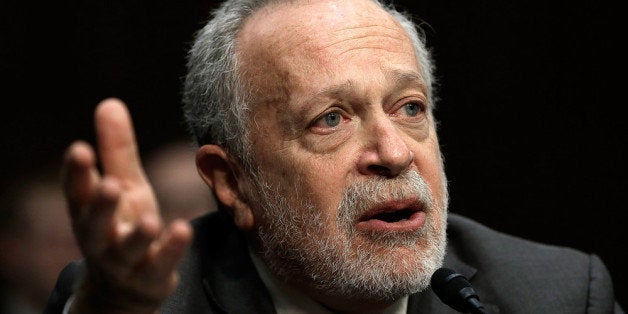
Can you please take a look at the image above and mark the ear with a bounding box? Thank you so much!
[196,145,255,231]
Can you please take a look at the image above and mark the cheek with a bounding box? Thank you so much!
[297,159,347,210]
[268,151,349,218]
[412,141,446,201]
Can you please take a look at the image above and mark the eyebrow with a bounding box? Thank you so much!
[297,69,426,108]
[388,69,425,88]
[305,70,426,103]
[294,80,354,120]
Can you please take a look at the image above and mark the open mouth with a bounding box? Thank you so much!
[356,200,426,232]
[369,208,416,222]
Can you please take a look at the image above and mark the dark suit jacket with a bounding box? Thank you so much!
[45,212,623,313]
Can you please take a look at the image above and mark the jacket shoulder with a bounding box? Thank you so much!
[446,214,617,313]
[447,213,589,265]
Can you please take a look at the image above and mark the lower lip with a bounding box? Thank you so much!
[355,211,427,233]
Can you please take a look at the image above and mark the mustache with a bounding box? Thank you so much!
[338,170,433,222]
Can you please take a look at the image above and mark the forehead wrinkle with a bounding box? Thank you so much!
[336,45,403,58]
[317,25,406,52]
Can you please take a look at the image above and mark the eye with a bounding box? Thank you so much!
[314,111,344,128]
[401,102,423,116]
[324,112,342,126]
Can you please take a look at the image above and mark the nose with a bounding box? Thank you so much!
[357,119,413,178]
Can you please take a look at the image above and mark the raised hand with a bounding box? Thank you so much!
[62,98,193,313]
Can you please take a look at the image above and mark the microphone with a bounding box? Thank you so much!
[430,267,488,314]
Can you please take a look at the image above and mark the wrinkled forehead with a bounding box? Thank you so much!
[235,0,417,99]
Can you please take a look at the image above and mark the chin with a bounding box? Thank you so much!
[336,231,446,300]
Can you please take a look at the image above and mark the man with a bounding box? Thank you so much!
[46,0,622,313]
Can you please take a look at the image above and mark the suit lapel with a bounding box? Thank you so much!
[408,216,500,313]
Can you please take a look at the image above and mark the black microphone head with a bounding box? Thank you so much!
[431,267,483,313]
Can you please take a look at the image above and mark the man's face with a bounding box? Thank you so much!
[236,0,447,302]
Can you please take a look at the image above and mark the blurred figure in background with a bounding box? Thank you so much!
[144,140,217,223]
[0,167,81,314]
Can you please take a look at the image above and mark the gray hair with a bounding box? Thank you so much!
[182,0,436,168]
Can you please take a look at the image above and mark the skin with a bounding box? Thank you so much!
[198,0,447,312]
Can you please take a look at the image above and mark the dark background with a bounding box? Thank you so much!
[2,0,626,307]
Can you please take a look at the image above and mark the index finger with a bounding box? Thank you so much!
[94,98,147,184]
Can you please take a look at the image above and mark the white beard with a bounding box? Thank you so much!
[250,169,448,301]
